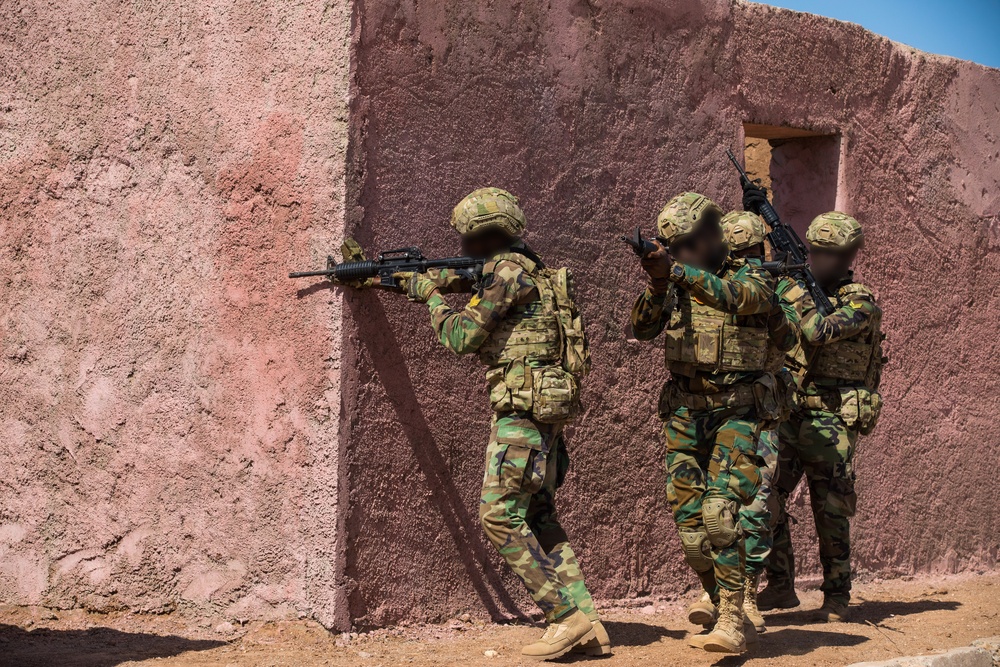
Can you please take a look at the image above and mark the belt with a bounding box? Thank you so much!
[677,384,756,411]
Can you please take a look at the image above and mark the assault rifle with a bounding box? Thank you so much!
[726,149,834,316]
[621,227,659,258]
[289,247,484,290]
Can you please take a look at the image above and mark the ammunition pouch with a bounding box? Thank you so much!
[487,359,580,424]
[798,387,882,435]
[835,387,883,435]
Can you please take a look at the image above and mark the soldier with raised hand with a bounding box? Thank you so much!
[714,211,802,634]
[630,193,792,654]
[757,212,886,623]
[394,187,610,661]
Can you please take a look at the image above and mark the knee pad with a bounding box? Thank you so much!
[703,498,740,548]
[679,529,714,573]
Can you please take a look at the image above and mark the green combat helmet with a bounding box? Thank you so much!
[450,187,526,238]
[806,212,864,250]
[721,211,767,252]
[656,192,723,244]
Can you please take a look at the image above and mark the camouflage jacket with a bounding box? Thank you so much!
[631,257,784,393]
[786,273,881,394]
[422,243,542,361]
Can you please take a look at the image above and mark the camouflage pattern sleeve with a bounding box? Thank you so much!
[775,277,805,327]
[799,293,878,345]
[629,286,675,340]
[671,261,776,316]
[424,267,475,294]
[424,259,533,354]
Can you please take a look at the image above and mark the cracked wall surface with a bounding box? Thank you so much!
[1,0,999,631]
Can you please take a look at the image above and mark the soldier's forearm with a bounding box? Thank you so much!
[674,265,774,315]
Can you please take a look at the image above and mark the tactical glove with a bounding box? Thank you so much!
[741,181,770,214]
[394,272,438,303]
[339,238,374,289]
[639,239,674,293]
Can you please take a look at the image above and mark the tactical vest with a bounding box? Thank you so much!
[662,261,769,378]
[477,252,562,369]
[810,283,885,388]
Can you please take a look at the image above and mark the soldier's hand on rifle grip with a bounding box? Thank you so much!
[741,180,769,214]
[640,239,674,293]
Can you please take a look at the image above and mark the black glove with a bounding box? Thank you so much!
[742,181,769,214]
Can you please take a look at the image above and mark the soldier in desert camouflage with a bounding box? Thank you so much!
[394,187,610,661]
[630,193,794,654]
[756,211,887,623]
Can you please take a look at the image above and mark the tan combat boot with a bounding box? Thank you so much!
[743,573,766,632]
[687,592,718,627]
[809,596,849,623]
[757,580,800,611]
[692,588,747,654]
[521,609,595,661]
[572,619,612,656]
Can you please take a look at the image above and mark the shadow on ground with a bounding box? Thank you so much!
[600,620,687,647]
[711,627,870,665]
[0,624,225,667]
[765,598,961,627]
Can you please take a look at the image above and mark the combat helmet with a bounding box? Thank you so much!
[656,192,723,244]
[721,211,767,252]
[806,212,863,250]
[450,187,526,238]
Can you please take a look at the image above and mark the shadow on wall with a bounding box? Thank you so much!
[0,625,225,667]
[344,293,528,623]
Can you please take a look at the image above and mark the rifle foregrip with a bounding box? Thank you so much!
[332,260,380,282]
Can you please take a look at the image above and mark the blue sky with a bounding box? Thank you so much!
[761,1,1000,69]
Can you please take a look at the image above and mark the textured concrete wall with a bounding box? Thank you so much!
[2,0,998,631]
[0,0,353,627]
[344,0,1000,627]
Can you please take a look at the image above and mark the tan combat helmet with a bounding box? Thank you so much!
[721,211,767,252]
[656,192,723,244]
[450,187,526,238]
[806,212,864,250]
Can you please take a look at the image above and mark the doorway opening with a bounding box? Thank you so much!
[743,123,841,238]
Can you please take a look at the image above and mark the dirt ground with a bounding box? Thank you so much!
[1,573,998,667]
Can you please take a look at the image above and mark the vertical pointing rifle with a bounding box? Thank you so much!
[726,149,834,316]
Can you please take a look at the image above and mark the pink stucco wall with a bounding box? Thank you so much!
[0,1,353,628]
[2,0,998,631]
[343,0,1000,627]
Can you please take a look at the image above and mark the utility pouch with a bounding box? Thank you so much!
[856,388,883,435]
[486,358,534,414]
[836,386,883,433]
[657,381,681,420]
[752,373,783,422]
[530,366,579,424]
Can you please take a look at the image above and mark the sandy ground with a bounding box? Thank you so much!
[1,573,998,667]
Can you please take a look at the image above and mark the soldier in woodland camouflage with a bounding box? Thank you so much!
[757,210,887,623]
[708,210,802,634]
[630,193,794,654]
[395,188,610,661]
